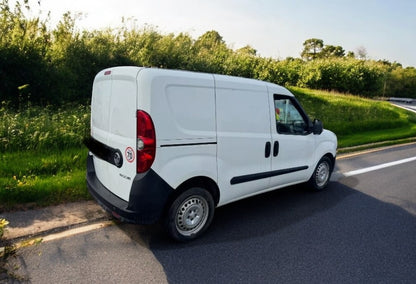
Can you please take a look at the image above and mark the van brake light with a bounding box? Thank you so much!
[136,110,156,173]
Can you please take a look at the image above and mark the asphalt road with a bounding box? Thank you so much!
[390,100,416,113]
[6,143,416,283]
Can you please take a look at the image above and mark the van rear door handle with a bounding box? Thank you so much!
[273,141,279,157]
[265,142,271,158]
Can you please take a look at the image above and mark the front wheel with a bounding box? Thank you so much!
[308,156,333,191]
[164,187,215,242]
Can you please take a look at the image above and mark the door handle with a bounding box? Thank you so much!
[273,141,279,157]
[265,142,271,158]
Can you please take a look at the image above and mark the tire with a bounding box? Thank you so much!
[164,187,215,242]
[309,156,333,191]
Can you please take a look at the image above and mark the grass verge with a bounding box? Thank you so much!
[0,147,90,211]
[290,87,416,147]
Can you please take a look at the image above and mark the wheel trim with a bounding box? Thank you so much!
[175,195,209,236]
[315,161,330,187]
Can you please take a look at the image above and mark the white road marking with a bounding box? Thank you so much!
[11,221,115,249]
[41,221,115,243]
[343,156,416,177]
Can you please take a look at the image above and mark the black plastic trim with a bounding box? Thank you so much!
[84,137,123,168]
[273,141,279,157]
[86,154,173,224]
[265,142,271,158]
[160,142,217,147]
[230,166,308,185]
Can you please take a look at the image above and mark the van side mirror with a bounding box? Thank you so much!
[312,119,323,135]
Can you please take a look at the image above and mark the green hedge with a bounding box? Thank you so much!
[1,0,415,107]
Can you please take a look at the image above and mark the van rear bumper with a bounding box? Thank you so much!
[86,154,173,224]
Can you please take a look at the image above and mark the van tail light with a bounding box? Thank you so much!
[136,110,156,173]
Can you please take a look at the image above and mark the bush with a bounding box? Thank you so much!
[0,0,415,107]
[0,102,90,152]
[297,59,386,96]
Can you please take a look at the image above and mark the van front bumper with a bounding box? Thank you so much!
[86,154,173,224]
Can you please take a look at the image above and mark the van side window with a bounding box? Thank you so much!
[274,96,308,135]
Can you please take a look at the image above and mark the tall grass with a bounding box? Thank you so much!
[0,102,90,152]
[0,103,91,210]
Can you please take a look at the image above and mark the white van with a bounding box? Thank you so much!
[86,67,337,241]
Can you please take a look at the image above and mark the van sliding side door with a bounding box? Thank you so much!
[215,76,272,205]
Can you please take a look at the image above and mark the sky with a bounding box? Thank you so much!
[18,0,416,67]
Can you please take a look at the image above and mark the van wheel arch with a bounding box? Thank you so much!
[163,177,218,241]
[162,176,219,225]
[323,153,335,172]
[169,176,220,206]
[308,154,335,191]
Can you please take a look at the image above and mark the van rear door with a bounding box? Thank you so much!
[90,67,143,201]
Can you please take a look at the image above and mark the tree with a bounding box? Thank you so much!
[236,45,257,56]
[385,66,416,98]
[192,30,230,73]
[301,39,346,60]
[356,46,367,60]
[346,51,355,58]
[320,45,345,58]
[194,30,225,50]
[301,38,324,61]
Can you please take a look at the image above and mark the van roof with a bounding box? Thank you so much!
[96,66,293,97]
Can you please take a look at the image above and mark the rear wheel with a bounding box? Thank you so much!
[309,156,333,191]
[165,187,215,242]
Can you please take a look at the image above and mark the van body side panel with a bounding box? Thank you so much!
[137,69,216,143]
[215,75,272,206]
[137,69,217,190]
[313,130,338,163]
[152,146,217,189]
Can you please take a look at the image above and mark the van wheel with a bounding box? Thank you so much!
[309,156,332,191]
[165,187,215,242]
